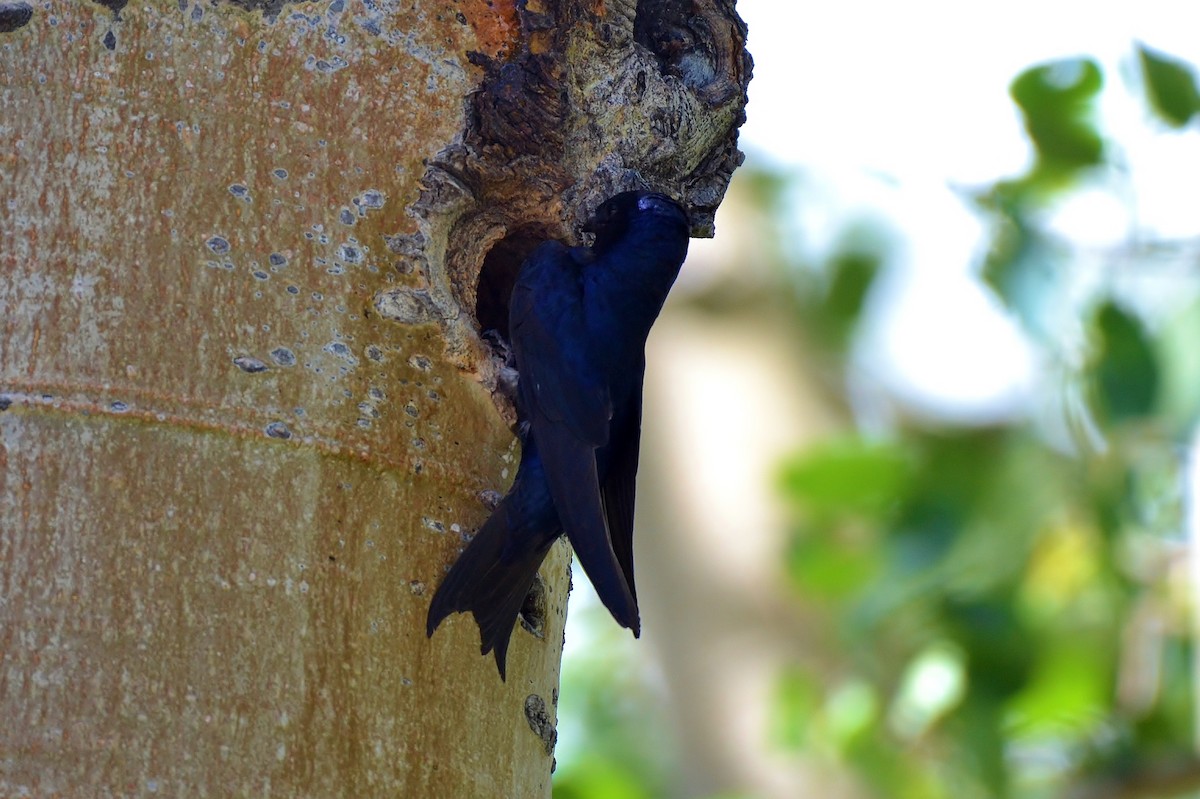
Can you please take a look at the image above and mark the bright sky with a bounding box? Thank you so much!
[735,0,1200,421]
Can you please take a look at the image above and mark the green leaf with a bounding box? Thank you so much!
[784,524,880,599]
[1089,302,1159,422]
[769,666,822,751]
[825,680,880,749]
[948,694,1010,796]
[821,247,882,349]
[779,438,912,518]
[942,598,1034,699]
[553,755,653,799]
[1007,640,1110,742]
[1010,59,1104,176]
[1138,44,1200,127]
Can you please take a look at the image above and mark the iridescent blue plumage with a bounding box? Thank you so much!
[426,191,690,679]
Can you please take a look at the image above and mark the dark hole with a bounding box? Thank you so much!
[633,0,691,66]
[475,228,546,341]
[518,574,547,638]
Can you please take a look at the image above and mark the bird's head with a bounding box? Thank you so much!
[583,191,689,252]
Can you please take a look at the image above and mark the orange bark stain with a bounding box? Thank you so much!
[461,0,520,60]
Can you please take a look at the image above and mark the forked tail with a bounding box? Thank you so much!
[426,506,555,680]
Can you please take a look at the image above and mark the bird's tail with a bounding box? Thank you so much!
[426,506,555,680]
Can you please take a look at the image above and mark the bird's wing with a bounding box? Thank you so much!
[509,242,640,633]
[510,242,611,445]
[533,420,639,633]
[600,363,645,605]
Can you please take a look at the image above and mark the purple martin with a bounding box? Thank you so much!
[426,191,690,679]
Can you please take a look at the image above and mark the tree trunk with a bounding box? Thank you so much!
[0,0,748,794]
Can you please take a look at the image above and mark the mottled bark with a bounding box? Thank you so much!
[0,0,748,794]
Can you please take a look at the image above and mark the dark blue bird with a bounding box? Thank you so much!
[426,190,690,679]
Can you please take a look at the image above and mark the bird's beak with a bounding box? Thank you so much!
[638,193,689,225]
[637,193,673,212]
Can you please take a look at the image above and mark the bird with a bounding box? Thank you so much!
[426,190,690,679]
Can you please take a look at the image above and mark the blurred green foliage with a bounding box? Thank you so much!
[1090,302,1160,424]
[554,606,678,799]
[770,51,1200,799]
[1138,44,1200,128]
[554,47,1200,799]
[1010,59,1105,182]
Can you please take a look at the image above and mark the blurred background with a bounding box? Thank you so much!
[554,2,1200,797]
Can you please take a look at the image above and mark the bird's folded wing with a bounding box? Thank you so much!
[509,241,611,445]
[509,241,639,632]
[600,376,643,606]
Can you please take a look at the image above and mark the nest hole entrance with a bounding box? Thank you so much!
[475,228,547,343]
[633,0,721,93]
[634,0,692,72]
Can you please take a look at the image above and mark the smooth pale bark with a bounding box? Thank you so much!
[0,0,747,794]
